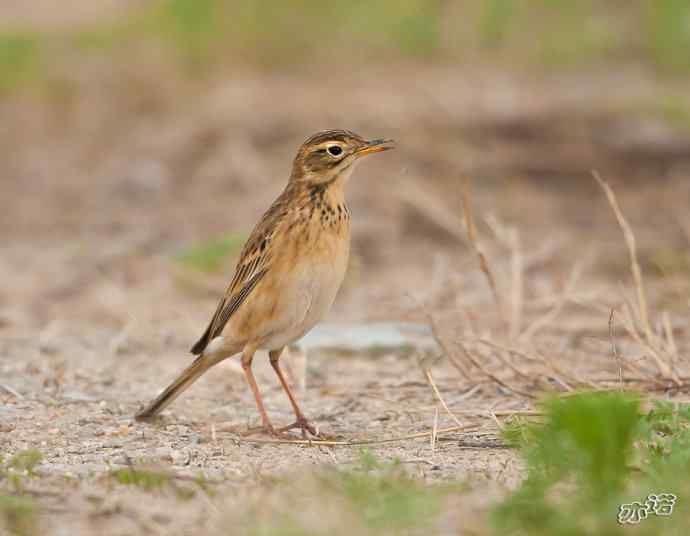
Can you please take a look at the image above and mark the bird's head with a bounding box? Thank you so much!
[290,129,395,185]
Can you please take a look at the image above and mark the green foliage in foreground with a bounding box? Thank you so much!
[0,450,42,535]
[494,393,690,536]
[108,467,215,501]
[334,451,442,531]
[0,495,36,536]
[7,451,42,477]
[110,467,171,491]
[1,450,43,492]
[240,451,459,536]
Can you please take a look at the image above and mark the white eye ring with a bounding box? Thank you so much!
[327,145,343,157]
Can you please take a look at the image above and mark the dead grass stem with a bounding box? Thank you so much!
[594,171,679,383]
[428,314,472,380]
[455,340,535,398]
[520,257,586,342]
[236,424,483,447]
[423,368,463,427]
[608,308,624,391]
[461,178,506,332]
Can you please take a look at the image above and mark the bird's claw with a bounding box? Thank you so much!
[242,423,314,440]
[278,417,318,438]
[242,424,280,437]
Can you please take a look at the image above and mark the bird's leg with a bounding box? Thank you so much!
[240,346,276,435]
[269,348,317,437]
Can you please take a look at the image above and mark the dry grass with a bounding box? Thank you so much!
[594,171,680,384]
[414,172,690,419]
[2,34,690,533]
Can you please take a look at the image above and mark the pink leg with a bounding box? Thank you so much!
[270,348,317,437]
[241,346,275,434]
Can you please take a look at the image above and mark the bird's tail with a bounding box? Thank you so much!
[135,353,222,421]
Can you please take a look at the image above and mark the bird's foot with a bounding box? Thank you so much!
[277,417,318,438]
[241,424,300,440]
[242,423,276,437]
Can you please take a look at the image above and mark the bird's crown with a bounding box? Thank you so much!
[290,129,394,184]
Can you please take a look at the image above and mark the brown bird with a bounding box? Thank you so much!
[135,130,394,436]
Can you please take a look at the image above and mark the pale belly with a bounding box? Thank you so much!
[258,259,346,350]
[222,228,350,352]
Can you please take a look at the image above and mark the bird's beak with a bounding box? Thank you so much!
[356,138,396,156]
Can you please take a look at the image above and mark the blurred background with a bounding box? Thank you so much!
[2,0,690,338]
[3,3,690,534]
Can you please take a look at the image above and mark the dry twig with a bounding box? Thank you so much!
[608,308,624,391]
[594,171,679,384]
[461,177,506,331]
[0,383,23,398]
[423,368,463,427]
[662,311,679,370]
[459,338,533,382]
[508,229,524,340]
[236,424,482,447]
[520,257,587,342]
[428,313,472,380]
[456,340,535,398]
[430,406,439,452]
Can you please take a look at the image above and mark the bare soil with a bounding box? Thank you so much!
[2,62,690,534]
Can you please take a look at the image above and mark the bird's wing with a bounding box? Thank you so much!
[190,189,293,355]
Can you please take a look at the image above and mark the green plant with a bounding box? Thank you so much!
[493,393,690,535]
[156,0,221,64]
[0,33,41,91]
[646,0,690,71]
[334,450,442,531]
[8,451,42,477]
[237,450,457,535]
[480,0,516,47]
[0,495,37,536]
[0,450,43,493]
[110,468,170,491]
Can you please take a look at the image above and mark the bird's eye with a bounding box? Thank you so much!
[327,145,343,157]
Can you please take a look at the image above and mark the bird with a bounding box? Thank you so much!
[135,129,395,437]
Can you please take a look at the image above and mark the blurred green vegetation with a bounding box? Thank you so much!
[0,495,36,536]
[495,394,690,535]
[240,449,459,535]
[1,450,42,494]
[0,450,42,535]
[1,1,690,92]
[646,0,690,71]
[334,449,444,531]
[107,467,219,502]
[176,233,246,273]
[100,451,459,535]
[6,451,42,478]
[110,467,170,491]
[0,32,42,91]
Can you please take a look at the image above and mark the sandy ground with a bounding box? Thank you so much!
[2,61,690,534]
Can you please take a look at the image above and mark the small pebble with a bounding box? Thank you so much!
[152,512,172,524]
[110,454,129,465]
[154,447,173,462]
[171,450,190,466]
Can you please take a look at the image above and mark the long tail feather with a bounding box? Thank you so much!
[135,354,220,421]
